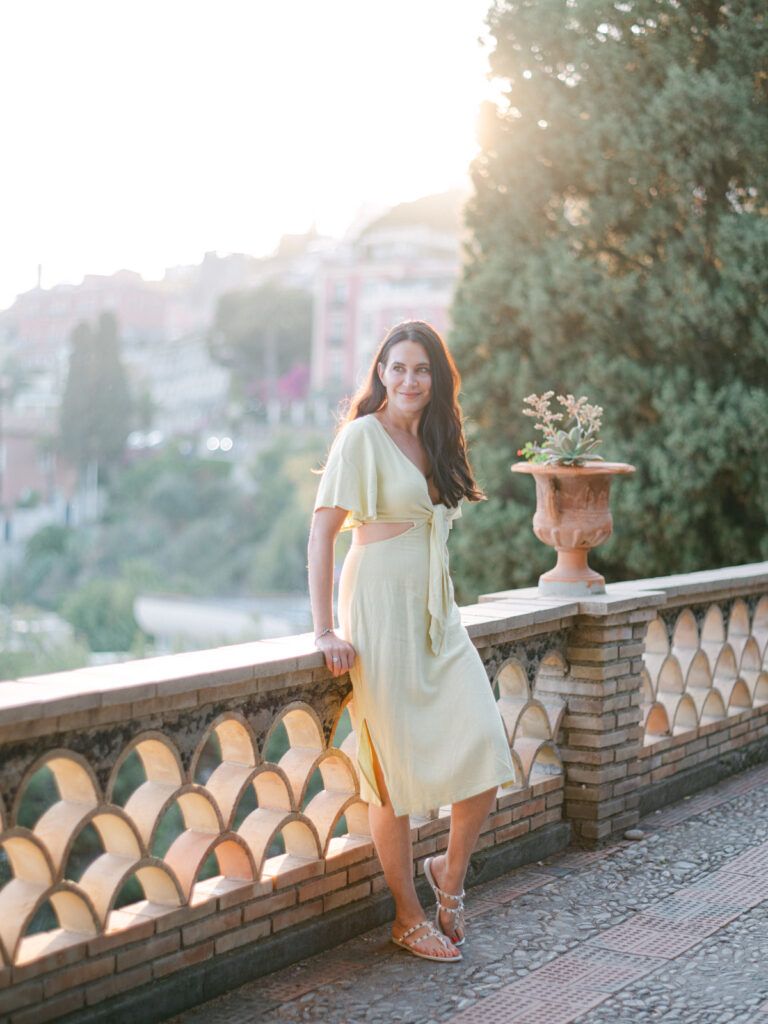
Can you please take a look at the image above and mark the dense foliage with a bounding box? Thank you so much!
[208,282,313,408]
[450,0,768,600]
[4,434,325,657]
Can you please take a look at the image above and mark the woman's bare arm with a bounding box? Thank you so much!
[308,507,356,677]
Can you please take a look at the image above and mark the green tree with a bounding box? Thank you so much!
[60,578,140,652]
[450,0,768,600]
[3,525,83,609]
[59,312,132,479]
[208,282,312,405]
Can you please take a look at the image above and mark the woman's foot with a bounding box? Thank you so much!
[425,855,466,945]
[392,916,460,960]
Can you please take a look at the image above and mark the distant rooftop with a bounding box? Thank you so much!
[359,188,469,240]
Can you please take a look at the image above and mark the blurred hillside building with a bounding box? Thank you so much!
[310,190,466,393]
[0,190,465,541]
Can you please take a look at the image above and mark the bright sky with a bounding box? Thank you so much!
[0,0,496,310]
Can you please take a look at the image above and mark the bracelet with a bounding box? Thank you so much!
[314,627,334,643]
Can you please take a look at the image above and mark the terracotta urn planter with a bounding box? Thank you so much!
[511,460,635,595]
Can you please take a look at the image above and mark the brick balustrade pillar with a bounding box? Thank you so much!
[534,592,663,846]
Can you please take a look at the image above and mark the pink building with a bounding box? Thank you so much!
[311,191,465,394]
[0,271,168,371]
[0,254,270,366]
[0,421,77,510]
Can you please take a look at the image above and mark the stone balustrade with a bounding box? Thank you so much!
[0,562,767,1023]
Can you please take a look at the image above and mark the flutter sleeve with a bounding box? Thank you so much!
[313,420,378,529]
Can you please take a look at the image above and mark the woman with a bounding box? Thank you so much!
[308,320,515,963]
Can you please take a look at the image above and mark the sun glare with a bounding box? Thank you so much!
[0,0,494,307]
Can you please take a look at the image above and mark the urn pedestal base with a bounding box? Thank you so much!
[538,550,606,595]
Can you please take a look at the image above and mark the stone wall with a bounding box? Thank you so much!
[0,562,766,1022]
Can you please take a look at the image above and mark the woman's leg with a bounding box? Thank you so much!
[367,752,458,958]
[428,786,497,942]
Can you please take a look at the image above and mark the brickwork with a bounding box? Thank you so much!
[639,705,768,791]
[481,567,768,848]
[533,599,659,845]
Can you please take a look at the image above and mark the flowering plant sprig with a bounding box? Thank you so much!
[518,391,604,466]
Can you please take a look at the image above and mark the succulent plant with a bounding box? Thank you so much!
[518,391,604,467]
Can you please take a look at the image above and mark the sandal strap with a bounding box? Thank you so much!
[399,920,434,943]
[436,899,465,920]
[398,921,450,947]
[433,883,465,920]
[432,881,466,902]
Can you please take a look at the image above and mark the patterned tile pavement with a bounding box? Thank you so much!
[167,762,768,1024]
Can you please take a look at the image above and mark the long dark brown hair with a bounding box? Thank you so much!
[343,320,484,508]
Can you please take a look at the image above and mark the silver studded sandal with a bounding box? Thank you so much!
[424,856,466,946]
[391,920,462,962]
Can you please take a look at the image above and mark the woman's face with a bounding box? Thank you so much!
[378,340,432,418]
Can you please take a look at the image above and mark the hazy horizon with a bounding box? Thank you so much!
[1,0,497,311]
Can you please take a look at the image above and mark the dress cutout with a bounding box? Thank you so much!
[314,414,516,817]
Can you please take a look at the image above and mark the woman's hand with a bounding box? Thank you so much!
[308,507,355,678]
[315,631,356,677]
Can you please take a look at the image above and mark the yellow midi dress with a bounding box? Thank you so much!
[314,414,516,817]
